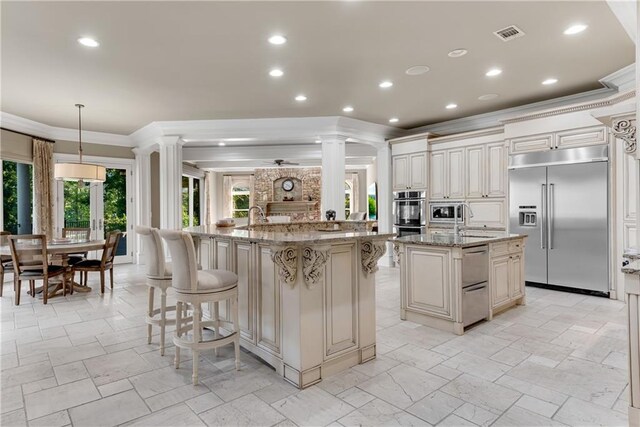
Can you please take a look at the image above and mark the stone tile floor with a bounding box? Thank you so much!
[0,264,629,426]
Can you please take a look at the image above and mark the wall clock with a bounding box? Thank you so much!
[282,179,294,192]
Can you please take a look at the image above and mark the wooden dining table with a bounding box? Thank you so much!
[0,239,106,299]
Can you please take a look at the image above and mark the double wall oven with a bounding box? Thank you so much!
[393,191,427,237]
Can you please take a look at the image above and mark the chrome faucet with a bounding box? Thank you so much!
[248,206,266,226]
[454,202,475,237]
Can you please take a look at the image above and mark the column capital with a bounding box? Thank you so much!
[132,146,155,156]
[156,136,185,147]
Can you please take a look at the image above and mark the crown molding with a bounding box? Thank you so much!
[600,63,636,92]
[429,126,504,144]
[0,111,132,147]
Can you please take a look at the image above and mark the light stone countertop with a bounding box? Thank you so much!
[393,232,527,248]
[185,224,394,245]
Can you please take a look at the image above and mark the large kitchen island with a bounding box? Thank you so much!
[394,232,527,335]
[185,221,392,389]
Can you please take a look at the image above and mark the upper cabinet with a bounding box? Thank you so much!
[509,125,607,154]
[393,152,427,191]
[465,142,506,199]
[430,149,464,200]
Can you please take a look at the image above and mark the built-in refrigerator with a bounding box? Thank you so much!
[508,145,609,295]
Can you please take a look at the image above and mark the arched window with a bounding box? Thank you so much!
[231,182,250,218]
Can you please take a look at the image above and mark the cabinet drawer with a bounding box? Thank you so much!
[509,134,553,154]
[491,242,510,256]
[555,126,607,150]
[509,240,523,254]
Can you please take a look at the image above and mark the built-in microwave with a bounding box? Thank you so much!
[429,202,464,224]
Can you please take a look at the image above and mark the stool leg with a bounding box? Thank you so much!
[160,287,167,356]
[147,286,155,345]
[192,303,201,385]
[232,294,240,370]
[213,301,219,357]
[175,301,182,369]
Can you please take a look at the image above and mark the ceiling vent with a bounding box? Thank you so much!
[493,25,525,42]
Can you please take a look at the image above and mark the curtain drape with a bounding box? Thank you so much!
[222,175,233,219]
[351,172,360,213]
[32,139,54,239]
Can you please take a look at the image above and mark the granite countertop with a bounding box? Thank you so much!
[185,225,394,245]
[393,232,527,248]
[623,247,640,275]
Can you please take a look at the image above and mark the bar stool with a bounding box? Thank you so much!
[160,230,240,385]
[135,226,176,356]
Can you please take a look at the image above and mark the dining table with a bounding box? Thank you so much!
[0,238,106,299]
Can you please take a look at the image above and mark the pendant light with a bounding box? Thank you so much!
[54,104,106,183]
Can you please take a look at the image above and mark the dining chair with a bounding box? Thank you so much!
[160,229,240,385]
[136,226,175,356]
[73,231,122,294]
[0,231,13,297]
[8,234,67,305]
[62,227,91,283]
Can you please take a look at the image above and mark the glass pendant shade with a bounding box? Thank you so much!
[54,104,106,183]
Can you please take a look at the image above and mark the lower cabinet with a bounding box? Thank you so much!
[404,245,452,319]
[490,240,525,312]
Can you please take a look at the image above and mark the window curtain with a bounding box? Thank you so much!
[222,175,233,219]
[32,139,54,239]
[351,172,360,213]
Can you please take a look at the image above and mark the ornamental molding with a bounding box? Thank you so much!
[301,246,331,289]
[270,246,298,287]
[392,242,401,265]
[361,241,387,276]
[612,118,637,155]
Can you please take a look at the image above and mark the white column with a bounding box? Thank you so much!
[133,147,152,262]
[158,136,184,230]
[321,136,346,220]
[376,144,392,234]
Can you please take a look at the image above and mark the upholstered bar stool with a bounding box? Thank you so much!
[160,230,240,385]
[136,226,176,356]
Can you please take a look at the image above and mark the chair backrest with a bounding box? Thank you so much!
[135,226,168,279]
[101,231,122,265]
[62,227,91,241]
[160,230,198,292]
[8,235,48,277]
[348,212,367,221]
[0,231,10,246]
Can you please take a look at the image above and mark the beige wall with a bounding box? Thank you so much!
[54,140,134,159]
[150,152,160,228]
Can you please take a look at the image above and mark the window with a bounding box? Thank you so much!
[232,183,250,218]
[1,160,33,234]
[345,181,352,219]
[182,175,202,228]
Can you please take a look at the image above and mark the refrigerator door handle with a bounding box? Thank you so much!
[548,183,554,250]
[541,184,546,249]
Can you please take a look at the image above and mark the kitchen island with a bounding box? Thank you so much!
[394,232,527,335]
[185,222,392,388]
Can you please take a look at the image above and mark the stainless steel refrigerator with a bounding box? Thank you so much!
[508,145,609,294]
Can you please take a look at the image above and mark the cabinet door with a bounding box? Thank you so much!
[555,126,607,150]
[405,246,452,319]
[509,134,553,154]
[509,254,524,299]
[447,148,465,199]
[430,151,446,199]
[466,199,507,228]
[624,151,637,222]
[234,242,255,342]
[486,143,506,198]
[465,146,485,199]
[409,152,427,190]
[491,255,510,308]
[392,155,409,191]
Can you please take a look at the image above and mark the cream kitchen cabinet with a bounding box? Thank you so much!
[509,126,607,154]
[489,239,525,313]
[465,142,506,199]
[392,152,427,191]
[466,199,507,229]
[430,148,464,199]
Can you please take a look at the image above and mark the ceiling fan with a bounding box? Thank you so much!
[264,159,300,166]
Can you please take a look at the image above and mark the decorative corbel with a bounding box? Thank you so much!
[361,240,387,276]
[270,246,298,287]
[612,118,636,155]
[392,242,401,265]
[301,246,331,289]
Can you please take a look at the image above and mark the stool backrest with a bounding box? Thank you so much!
[160,230,198,292]
[135,226,168,279]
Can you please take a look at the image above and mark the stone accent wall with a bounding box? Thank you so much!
[253,167,322,221]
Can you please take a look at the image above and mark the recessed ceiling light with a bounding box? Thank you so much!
[295,94,307,102]
[448,49,468,58]
[315,139,322,144]
[405,65,430,75]
[542,78,558,85]
[445,103,458,109]
[389,118,399,123]
[379,80,393,89]
[218,142,226,146]
[478,94,499,101]
[342,106,354,113]
[269,68,284,77]
[268,34,287,45]
[78,37,99,47]
[486,68,502,77]
[564,24,587,35]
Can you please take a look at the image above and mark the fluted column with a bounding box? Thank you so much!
[133,147,152,262]
[321,136,346,220]
[158,136,184,230]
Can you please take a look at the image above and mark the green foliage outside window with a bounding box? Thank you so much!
[368,195,377,220]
